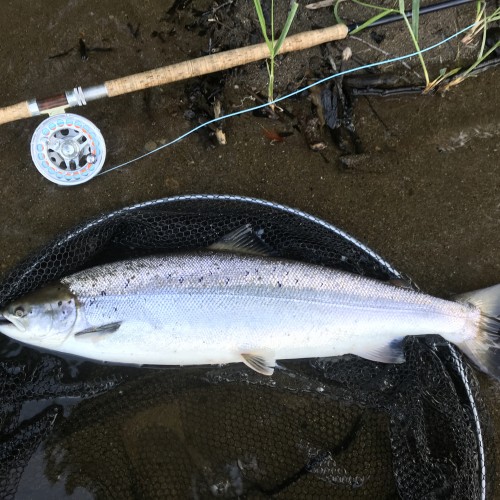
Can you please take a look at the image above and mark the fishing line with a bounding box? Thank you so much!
[99,23,474,176]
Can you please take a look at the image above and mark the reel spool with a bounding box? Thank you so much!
[30,113,106,186]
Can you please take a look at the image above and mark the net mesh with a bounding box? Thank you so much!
[0,195,494,499]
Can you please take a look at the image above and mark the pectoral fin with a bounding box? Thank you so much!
[75,322,122,337]
[241,349,276,375]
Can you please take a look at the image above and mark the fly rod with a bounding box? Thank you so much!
[0,0,475,185]
[346,0,475,31]
[0,0,476,127]
[0,24,349,127]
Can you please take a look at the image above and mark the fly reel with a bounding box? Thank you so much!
[30,113,106,186]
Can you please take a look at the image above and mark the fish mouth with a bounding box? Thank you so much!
[0,313,25,332]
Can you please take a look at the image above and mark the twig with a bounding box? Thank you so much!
[306,0,335,9]
[350,35,422,79]
[213,100,227,145]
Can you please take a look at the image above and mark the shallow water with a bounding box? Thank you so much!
[0,0,499,497]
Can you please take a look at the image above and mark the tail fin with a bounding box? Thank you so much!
[454,284,500,380]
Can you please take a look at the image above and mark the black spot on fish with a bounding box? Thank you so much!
[58,301,62,307]
[277,281,282,288]
[198,277,203,283]
[179,277,184,284]
[101,291,106,296]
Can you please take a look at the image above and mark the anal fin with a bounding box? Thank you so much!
[356,338,405,364]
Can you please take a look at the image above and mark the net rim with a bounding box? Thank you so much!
[0,194,487,497]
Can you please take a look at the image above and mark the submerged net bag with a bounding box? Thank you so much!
[0,195,494,499]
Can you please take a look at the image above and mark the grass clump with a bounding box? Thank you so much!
[253,0,299,105]
[436,4,500,91]
[335,0,500,92]
[335,0,430,86]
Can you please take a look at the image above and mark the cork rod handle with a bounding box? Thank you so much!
[105,24,349,97]
[0,102,32,126]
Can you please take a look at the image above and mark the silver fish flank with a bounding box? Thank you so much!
[0,229,499,377]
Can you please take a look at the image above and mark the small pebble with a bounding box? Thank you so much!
[144,140,157,152]
[164,177,180,191]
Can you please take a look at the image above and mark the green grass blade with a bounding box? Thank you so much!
[271,0,275,46]
[461,41,500,78]
[253,0,272,48]
[352,0,398,12]
[411,0,420,40]
[442,67,462,78]
[274,1,299,55]
[400,10,429,84]
[350,9,396,34]
[334,0,344,24]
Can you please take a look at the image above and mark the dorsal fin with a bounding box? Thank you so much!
[209,224,274,257]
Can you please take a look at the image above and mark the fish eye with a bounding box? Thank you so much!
[14,306,26,318]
